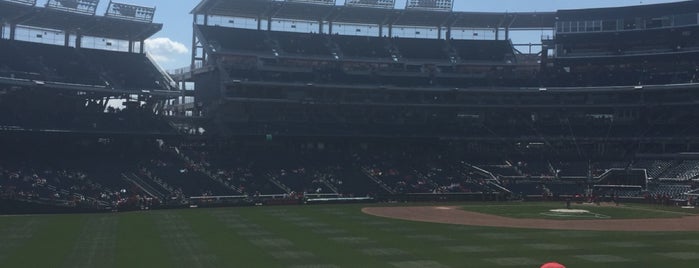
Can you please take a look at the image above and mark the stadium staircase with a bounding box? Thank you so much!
[138,169,182,199]
[509,162,526,177]
[656,160,685,179]
[660,160,699,181]
[266,172,293,194]
[122,173,169,201]
[686,188,699,200]
[77,194,111,208]
[361,167,396,194]
[412,171,440,192]
[316,175,340,195]
[145,52,178,90]
[460,162,512,194]
[166,145,244,195]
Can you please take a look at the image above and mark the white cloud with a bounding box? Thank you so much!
[144,37,189,64]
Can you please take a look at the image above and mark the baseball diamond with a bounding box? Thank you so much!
[3,0,699,267]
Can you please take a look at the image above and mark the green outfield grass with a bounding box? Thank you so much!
[1,203,699,268]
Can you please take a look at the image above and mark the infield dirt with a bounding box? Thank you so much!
[362,206,699,231]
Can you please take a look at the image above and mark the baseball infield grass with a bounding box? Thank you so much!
[0,202,698,268]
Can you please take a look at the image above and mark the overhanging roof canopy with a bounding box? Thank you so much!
[557,0,699,21]
[192,0,555,29]
[332,6,398,24]
[4,0,36,6]
[274,2,335,21]
[191,0,273,18]
[0,1,162,41]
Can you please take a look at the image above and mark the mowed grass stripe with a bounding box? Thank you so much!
[245,206,384,267]
[0,216,40,262]
[316,205,514,267]
[2,214,84,267]
[321,206,505,265]
[63,214,119,268]
[115,211,173,268]
[298,205,497,267]
[150,211,220,268]
[181,209,282,267]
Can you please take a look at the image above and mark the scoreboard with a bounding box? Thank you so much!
[346,0,395,9]
[406,0,453,11]
[105,1,156,23]
[45,0,99,15]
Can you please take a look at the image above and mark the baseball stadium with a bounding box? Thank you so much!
[2,0,699,267]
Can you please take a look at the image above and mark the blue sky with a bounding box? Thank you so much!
[36,0,681,70]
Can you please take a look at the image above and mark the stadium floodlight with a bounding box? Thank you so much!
[405,0,453,11]
[284,0,336,5]
[45,0,99,15]
[346,0,395,9]
[3,0,37,6]
[105,1,156,23]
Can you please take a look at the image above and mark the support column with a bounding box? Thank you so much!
[64,31,70,47]
[139,40,144,53]
[75,33,82,48]
[378,23,382,37]
[438,26,442,39]
[388,24,393,38]
[191,14,198,70]
[257,16,262,30]
[504,27,510,40]
[181,81,187,117]
[10,23,16,40]
[128,40,134,53]
[318,20,322,34]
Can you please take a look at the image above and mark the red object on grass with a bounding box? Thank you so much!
[541,262,566,268]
